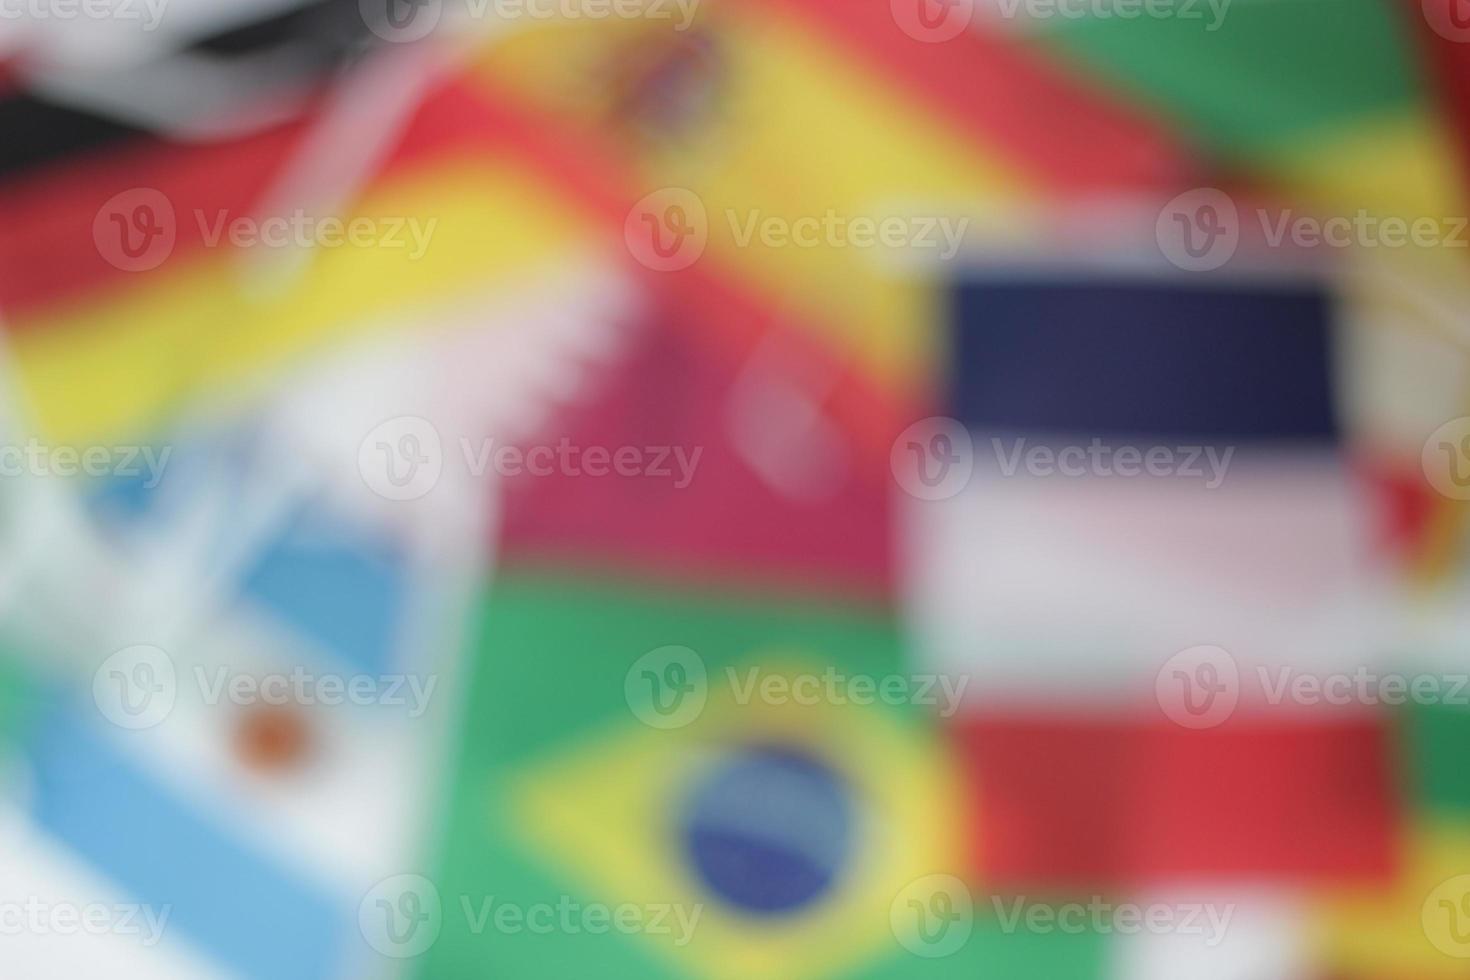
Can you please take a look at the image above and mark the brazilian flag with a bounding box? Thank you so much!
[414,566,1107,980]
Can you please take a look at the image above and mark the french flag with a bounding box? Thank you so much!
[901,267,1405,892]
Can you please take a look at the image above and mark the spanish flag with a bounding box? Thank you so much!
[464,0,1198,444]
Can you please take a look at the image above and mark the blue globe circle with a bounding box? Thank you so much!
[679,746,854,915]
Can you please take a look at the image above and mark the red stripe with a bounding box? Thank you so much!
[0,76,559,324]
[752,0,1200,193]
[0,122,307,322]
[952,714,1400,887]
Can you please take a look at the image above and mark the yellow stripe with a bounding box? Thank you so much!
[10,157,593,446]
[1259,111,1469,227]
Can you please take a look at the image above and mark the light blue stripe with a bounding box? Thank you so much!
[27,701,348,980]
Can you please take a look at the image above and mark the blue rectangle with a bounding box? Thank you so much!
[949,276,1339,443]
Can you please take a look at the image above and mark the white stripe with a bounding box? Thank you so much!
[1110,889,1309,980]
[902,450,1389,708]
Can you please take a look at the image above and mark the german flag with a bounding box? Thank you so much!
[0,75,601,448]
